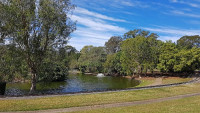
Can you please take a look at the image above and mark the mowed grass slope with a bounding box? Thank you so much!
[0,83,200,112]
[162,77,192,84]
[136,77,192,87]
[70,95,200,113]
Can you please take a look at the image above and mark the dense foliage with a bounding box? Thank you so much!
[177,35,200,49]
[75,30,200,77]
[0,44,28,82]
[0,44,78,82]
[123,29,159,39]
[105,36,122,54]
[120,36,162,76]
[78,46,106,73]
[158,41,200,73]
[104,52,123,75]
[0,0,76,92]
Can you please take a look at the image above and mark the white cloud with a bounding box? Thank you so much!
[69,7,127,50]
[71,15,126,32]
[142,27,200,36]
[152,2,175,9]
[122,0,150,8]
[171,10,200,18]
[69,27,114,50]
[159,36,180,42]
[121,1,135,7]
[75,7,126,22]
[170,0,200,8]
[142,26,200,42]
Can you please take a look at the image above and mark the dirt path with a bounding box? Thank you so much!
[148,78,162,86]
[2,92,200,113]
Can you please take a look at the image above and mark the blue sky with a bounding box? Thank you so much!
[69,0,200,50]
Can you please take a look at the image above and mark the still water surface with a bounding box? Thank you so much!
[5,74,140,96]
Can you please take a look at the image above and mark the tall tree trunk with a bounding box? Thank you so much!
[29,70,37,94]
[151,70,154,76]
[132,73,135,78]
[137,65,142,78]
[145,68,147,76]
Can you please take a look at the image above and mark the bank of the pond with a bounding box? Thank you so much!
[1,77,198,99]
[2,75,192,97]
[123,76,193,87]
[5,74,140,96]
[1,81,200,112]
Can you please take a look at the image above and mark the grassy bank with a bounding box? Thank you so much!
[162,77,192,84]
[135,77,155,87]
[70,94,200,113]
[136,77,192,87]
[0,83,200,112]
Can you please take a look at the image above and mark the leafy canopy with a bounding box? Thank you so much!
[0,0,76,92]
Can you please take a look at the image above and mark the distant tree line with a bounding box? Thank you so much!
[76,29,200,77]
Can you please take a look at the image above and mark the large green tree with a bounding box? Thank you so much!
[78,46,106,73]
[123,29,158,39]
[173,47,200,73]
[64,46,80,70]
[0,0,76,93]
[56,45,80,70]
[158,41,200,73]
[104,52,123,75]
[177,35,200,49]
[38,46,73,82]
[105,36,122,54]
[0,44,28,82]
[157,41,179,73]
[121,36,162,76]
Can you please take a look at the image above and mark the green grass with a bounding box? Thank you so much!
[70,95,200,113]
[1,83,200,112]
[136,77,192,87]
[162,77,192,84]
[136,79,155,87]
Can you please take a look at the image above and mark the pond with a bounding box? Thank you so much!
[5,74,140,96]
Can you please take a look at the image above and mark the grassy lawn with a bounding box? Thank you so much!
[136,77,192,87]
[135,77,155,87]
[70,95,200,113]
[162,77,192,84]
[1,83,200,112]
